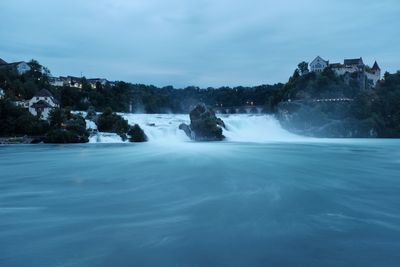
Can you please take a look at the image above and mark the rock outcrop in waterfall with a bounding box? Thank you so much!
[179,104,225,141]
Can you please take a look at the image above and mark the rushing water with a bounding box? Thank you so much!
[1,115,400,267]
[89,114,304,143]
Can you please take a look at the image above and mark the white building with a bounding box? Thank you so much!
[49,77,64,87]
[0,59,31,75]
[12,62,31,75]
[309,56,329,73]
[309,56,381,87]
[64,76,83,88]
[87,78,108,89]
[28,89,59,120]
[49,76,115,89]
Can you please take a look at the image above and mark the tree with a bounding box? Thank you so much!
[97,107,130,138]
[49,108,65,128]
[297,61,309,75]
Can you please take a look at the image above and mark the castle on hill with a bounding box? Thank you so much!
[309,56,381,88]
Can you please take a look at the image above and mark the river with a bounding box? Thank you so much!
[1,114,400,266]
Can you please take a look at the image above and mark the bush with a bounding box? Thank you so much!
[15,114,49,136]
[97,107,129,137]
[44,129,88,143]
[45,108,89,143]
[0,99,49,136]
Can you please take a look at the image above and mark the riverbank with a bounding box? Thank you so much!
[0,136,43,144]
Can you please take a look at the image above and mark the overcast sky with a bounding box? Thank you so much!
[1,0,399,87]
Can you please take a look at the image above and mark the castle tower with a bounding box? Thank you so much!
[365,61,381,88]
[371,61,381,78]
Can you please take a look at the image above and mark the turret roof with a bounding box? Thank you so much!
[372,61,381,70]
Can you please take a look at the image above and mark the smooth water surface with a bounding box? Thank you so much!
[1,140,400,266]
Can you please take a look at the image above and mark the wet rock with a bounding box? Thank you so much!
[179,123,193,139]
[180,104,225,141]
[216,118,226,129]
[128,124,148,142]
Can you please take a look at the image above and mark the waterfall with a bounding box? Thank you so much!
[87,113,303,143]
[221,114,302,142]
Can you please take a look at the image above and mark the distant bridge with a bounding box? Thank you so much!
[312,98,354,103]
[213,105,265,114]
[213,98,354,114]
[283,98,354,105]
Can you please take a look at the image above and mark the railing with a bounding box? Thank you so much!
[213,105,265,114]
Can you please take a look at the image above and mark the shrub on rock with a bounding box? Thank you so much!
[97,107,129,138]
[44,108,89,143]
[180,104,225,141]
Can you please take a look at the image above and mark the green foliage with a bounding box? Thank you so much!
[297,61,309,75]
[278,69,400,138]
[48,108,65,128]
[97,107,129,137]
[128,84,283,114]
[15,114,49,136]
[0,99,49,136]
[2,57,400,140]
[44,129,88,144]
[280,66,359,102]
[60,82,131,112]
[372,71,400,137]
[0,60,54,101]
[44,108,89,143]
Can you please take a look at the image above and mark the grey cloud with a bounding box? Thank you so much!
[1,0,399,87]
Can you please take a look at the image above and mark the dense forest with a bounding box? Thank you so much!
[277,64,400,137]
[1,59,400,139]
[0,60,282,114]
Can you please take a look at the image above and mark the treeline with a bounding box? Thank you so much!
[0,60,53,99]
[0,60,283,114]
[2,58,400,138]
[278,63,400,137]
[0,61,131,112]
[130,84,283,113]
[278,66,361,101]
[0,100,147,143]
[60,83,283,114]
[59,80,131,112]
[0,99,49,137]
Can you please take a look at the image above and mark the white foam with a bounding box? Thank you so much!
[89,133,125,143]
[85,113,305,144]
[85,119,97,130]
[221,114,304,142]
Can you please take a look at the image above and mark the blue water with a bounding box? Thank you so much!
[1,141,400,266]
